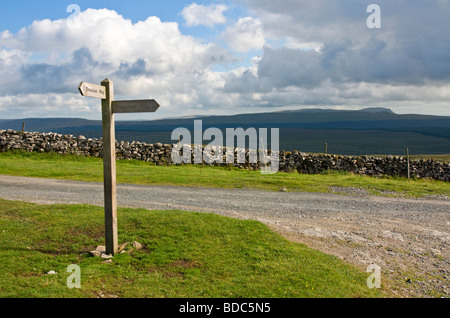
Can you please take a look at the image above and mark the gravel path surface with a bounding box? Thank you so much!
[0,175,448,298]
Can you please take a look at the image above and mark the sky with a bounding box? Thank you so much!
[0,0,449,120]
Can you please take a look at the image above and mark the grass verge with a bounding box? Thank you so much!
[0,199,383,298]
[0,151,448,198]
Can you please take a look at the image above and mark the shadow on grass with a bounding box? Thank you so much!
[0,246,92,256]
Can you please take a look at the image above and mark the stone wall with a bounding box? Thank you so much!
[1,129,449,181]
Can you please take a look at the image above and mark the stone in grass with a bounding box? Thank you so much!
[132,241,143,250]
[90,245,111,258]
[90,242,143,257]
[90,250,102,257]
[118,241,144,254]
[118,242,130,253]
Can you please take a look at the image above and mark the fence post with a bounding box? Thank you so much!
[324,142,328,155]
[406,147,410,180]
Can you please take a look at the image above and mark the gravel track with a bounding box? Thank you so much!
[0,175,448,298]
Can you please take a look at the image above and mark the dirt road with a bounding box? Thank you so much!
[0,175,448,297]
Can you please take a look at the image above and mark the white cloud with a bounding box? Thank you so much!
[215,0,450,116]
[222,17,265,52]
[0,8,235,118]
[1,3,450,119]
[4,9,224,71]
[181,3,227,28]
[0,93,97,118]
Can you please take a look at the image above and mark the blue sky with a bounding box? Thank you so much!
[0,1,245,47]
[0,1,190,31]
[1,0,449,120]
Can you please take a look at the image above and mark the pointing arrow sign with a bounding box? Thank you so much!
[112,100,160,114]
[78,82,106,99]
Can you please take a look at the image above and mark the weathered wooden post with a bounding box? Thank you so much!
[101,79,118,255]
[79,78,160,255]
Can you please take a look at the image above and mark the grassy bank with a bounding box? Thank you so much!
[409,154,450,163]
[0,151,448,198]
[0,199,382,298]
[373,153,450,163]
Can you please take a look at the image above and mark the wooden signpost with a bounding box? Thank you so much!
[78,79,160,255]
[112,100,160,114]
[79,82,106,99]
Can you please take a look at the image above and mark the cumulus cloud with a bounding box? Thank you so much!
[1,8,232,71]
[239,0,450,84]
[1,2,450,119]
[0,93,97,118]
[181,3,227,27]
[0,8,235,118]
[215,0,450,114]
[222,17,265,52]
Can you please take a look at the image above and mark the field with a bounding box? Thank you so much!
[0,151,448,198]
[0,199,384,298]
[409,154,450,163]
[0,151,448,298]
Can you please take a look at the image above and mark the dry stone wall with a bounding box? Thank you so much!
[1,129,448,181]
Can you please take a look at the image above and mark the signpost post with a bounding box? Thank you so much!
[78,79,160,255]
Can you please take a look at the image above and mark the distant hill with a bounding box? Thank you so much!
[1,108,450,156]
[0,118,101,132]
[359,107,394,113]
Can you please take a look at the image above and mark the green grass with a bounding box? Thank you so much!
[0,151,448,198]
[0,199,383,298]
[373,153,450,163]
[409,154,450,163]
